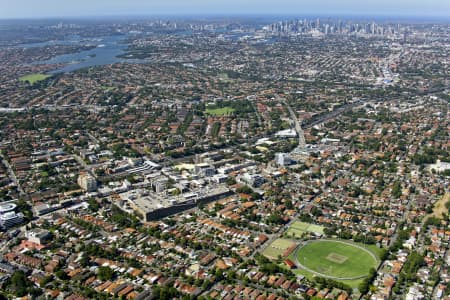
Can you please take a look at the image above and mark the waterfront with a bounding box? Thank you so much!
[25,34,148,73]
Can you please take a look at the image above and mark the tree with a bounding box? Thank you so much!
[285,200,294,210]
[56,270,69,280]
[97,266,114,281]
[379,248,389,261]
[401,251,425,282]
[8,271,33,297]
[392,181,402,198]
[39,275,53,287]
[358,268,377,294]
[267,213,285,225]
[16,199,32,222]
[88,198,100,212]
[226,177,236,186]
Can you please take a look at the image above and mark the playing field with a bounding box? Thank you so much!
[19,73,51,84]
[262,238,296,260]
[295,240,378,279]
[286,221,324,238]
[205,107,235,116]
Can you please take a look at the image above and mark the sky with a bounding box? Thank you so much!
[0,0,449,19]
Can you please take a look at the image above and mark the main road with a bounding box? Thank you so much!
[302,100,363,129]
[0,152,25,195]
[281,99,306,149]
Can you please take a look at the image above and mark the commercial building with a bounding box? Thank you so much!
[0,203,24,229]
[25,229,51,245]
[275,129,297,138]
[275,153,293,166]
[121,185,233,221]
[194,164,216,177]
[78,172,97,192]
[241,173,265,187]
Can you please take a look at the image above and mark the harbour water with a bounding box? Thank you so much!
[18,30,263,74]
[21,35,148,73]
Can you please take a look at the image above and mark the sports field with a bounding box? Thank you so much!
[286,221,324,238]
[205,106,235,116]
[262,238,296,260]
[295,240,378,279]
[19,73,51,84]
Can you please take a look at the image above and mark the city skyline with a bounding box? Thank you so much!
[0,0,450,19]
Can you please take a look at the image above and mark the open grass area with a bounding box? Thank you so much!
[294,240,378,280]
[292,267,364,289]
[218,73,234,83]
[262,238,296,260]
[101,86,116,92]
[271,238,295,249]
[19,73,51,85]
[262,246,284,260]
[205,106,235,116]
[285,221,324,238]
[307,224,324,234]
[426,193,450,221]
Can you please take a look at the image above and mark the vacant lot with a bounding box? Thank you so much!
[428,193,450,220]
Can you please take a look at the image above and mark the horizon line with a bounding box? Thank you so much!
[0,12,449,22]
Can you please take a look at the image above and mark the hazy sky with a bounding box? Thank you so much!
[0,0,449,19]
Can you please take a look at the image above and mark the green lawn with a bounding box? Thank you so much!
[292,267,364,289]
[291,221,310,231]
[294,240,378,280]
[205,107,235,116]
[262,246,284,260]
[308,224,325,234]
[218,73,234,83]
[262,238,296,260]
[101,86,116,92]
[270,238,295,249]
[285,227,305,238]
[286,221,325,238]
[19,73,51,85]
